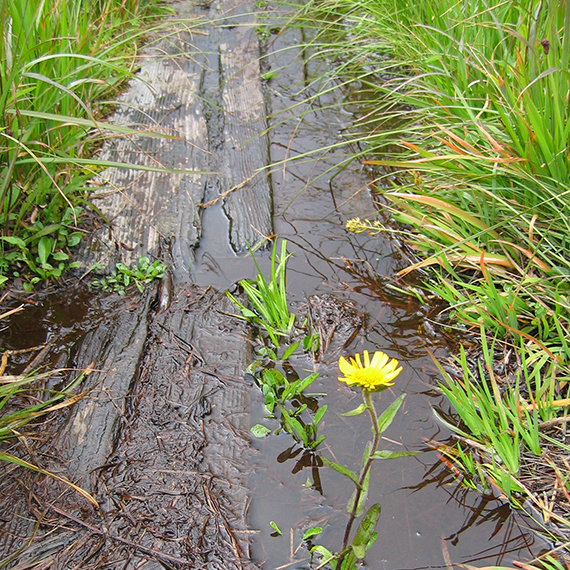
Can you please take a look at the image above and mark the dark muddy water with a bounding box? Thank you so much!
[0,7,551,570]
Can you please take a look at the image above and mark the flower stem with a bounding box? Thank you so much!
[339,389,380,563]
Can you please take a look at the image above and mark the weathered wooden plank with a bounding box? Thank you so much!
[219,11,273,251]
[62,291,153,486]
[82,27,208,274]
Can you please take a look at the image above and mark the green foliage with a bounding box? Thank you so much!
[90,256,166,294]
[429,328,548,491]
[226,239,296,347]
[0,206,83,290]
[299,0,570,512]
[250,363,326,450]
[228,241,416,567]
[0,0,172,286]
[303,332,320,354]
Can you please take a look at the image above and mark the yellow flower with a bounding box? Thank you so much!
[338,350,402,391]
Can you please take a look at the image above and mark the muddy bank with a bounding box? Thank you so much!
[0,284,259,569]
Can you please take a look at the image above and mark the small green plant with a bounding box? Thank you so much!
[0,0,172,287]
[428,326,550,499]
[226,239,295,347]
[309,351,416,569]
[230,244,417,564]
[250,364,326,450]
[303,332,320,354]
[256,26,271,42]
[326,0,570,523]
[270,521,283,536]
[0,206,83,290]
[90,256,166,294]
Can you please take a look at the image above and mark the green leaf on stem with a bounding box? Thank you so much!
[372,450,419,459]
[377,393,406,434]
[322,457,360,487]
[296,372,320,393]
[351,503,381,559]
[263,369,286,387]
[314,404,327,426]
[37,236,53,266]
[311,434,326,448]
[282,341,300,361]
[281,407,309,446]
[347,467,370,516]
[341,403,367,417]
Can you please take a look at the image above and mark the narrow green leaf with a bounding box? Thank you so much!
[270,521,282,535]
[24,224,61,243]
[288,415,309,446]
[311,434,326,448]
[341,403,367,417]
[281,379,299,403]
[37,236,53,266]
[282,341,300,361]
[365,531,378,552]
[323,457,360,487]
[0,236,26,249]
[296,372,320,394]
[347,467,370,516]
[303,527,323,540]
[264,390,276,414]
[351,503,381,560]
[377,394,405,434]
[314,404,327,426]
[372,450,419,459]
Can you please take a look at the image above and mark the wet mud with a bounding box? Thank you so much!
[0,0,555,568]
[0,285,257,569]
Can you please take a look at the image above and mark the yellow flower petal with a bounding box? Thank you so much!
[338,350,402,392]
[370,351,388,369]
[339,356,355,376]
[355,353,363,368]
